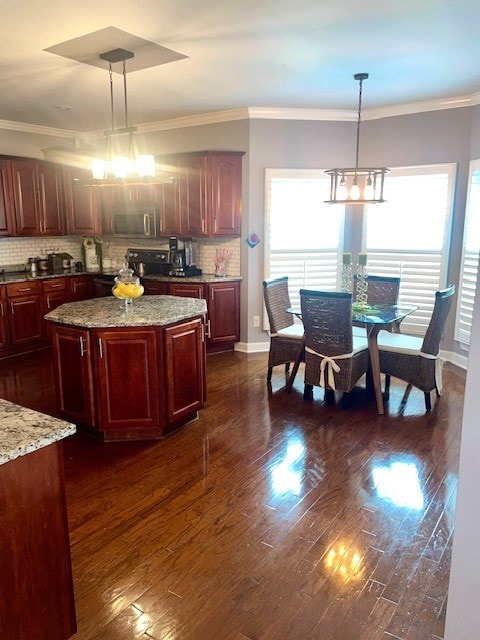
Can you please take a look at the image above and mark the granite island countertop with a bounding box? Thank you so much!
[0,398,76,466]
[45,295,207,328]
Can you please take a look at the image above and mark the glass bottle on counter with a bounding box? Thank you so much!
[112,267,144,312]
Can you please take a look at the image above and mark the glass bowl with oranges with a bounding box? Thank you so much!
[112,267,144,311]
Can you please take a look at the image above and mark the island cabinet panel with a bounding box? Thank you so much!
[94,328,162,435]
[6,282,44,346]
[51,325,95,426]
[164,318,205,424]
[64,166,102,236]
[207,281,241,349]
[0,441,77,640]
[0,287,9,350]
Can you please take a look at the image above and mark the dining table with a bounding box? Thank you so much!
[285,302,418,415]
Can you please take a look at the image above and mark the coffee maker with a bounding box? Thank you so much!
[169,237,202,277]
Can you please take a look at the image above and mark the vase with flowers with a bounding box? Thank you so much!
[214,248,231,277]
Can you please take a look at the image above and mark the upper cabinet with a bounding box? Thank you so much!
[64,166,102,236]
[11,159,64,236]
[0,160,15,237]
[176,151,244,238]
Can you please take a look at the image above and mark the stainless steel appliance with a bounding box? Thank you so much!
[127,248,170,276]
[168,237,202,277]
[111,205,158,239]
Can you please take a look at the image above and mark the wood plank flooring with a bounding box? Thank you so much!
[0,349,465,640]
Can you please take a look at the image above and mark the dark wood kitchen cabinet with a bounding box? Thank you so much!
[50,310,206,441]
[6,281,44,347]
[51,325,95,426]
[164,318,205,424]
[0,159,16,237]
[64,166,102,236]
[94,328,161,436]
[168,282,205,298]
[158,151,244,238]
[207,281,240,350]
[0,441,77,640]
[142,280,168,295]
[11,159,64,236]
[42,278,69,340]
[68,275,91,301]
[0,286,9,350]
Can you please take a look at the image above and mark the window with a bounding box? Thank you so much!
[364,164,456,334]
[264,169,345,309]
[455,159,480,347]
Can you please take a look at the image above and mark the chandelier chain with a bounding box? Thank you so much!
[355,76,364,171]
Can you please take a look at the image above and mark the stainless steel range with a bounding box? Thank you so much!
[126,248,170,277]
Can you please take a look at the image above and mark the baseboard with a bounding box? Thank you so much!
[443,349,468,371]
[234,341,270,354]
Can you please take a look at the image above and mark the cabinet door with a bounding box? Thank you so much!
[207,281,240,344]
[164,318,205,422]
[69,276,91,301]
[0,160,15,237]
[155,181,181,237]
[178,155,207,237]
[0,291,9,350]
[92,278,114,298]
[143,280,168,295]
[94,328,161,432]
[37,163,64,235]
[169,283,205,298]
[209,154,243,236]
[51,325,95,425]
[8,295,44,345]
[64,167,102,235]
[11,160,41,235]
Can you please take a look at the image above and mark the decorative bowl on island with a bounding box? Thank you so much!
[112,268,144,311]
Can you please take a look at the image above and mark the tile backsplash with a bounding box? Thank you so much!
[0,235,241,276]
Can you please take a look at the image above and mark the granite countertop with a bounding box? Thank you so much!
[45,295,207,328]
[0,398,75,466]
[0,269,241,285]
[0,268,88,284]
[143,274,242,284]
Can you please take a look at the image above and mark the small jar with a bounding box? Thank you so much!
[112,268,144,311]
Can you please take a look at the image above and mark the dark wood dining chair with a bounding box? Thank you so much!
[300,289,369,402]
[263,276,304,381]
[353,275,401,337]
[377,285,455,411]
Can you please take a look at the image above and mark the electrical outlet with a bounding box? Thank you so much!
[253,315,260,327]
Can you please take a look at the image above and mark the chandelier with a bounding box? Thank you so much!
[88,48,170,186]
[325,73,389,204]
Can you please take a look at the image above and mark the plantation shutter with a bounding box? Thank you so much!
[264,169,344,311]
[455,159,480,346]
[364,164,456,335]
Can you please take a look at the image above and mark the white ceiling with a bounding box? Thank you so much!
[1,0,479,133]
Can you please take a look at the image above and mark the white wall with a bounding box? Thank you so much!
[444,274,480,638]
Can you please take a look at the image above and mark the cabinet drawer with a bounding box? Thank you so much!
[42,278,67,293]
[6,281,41,297]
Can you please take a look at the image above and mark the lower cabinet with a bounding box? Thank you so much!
[206,281,240,349]
[92,277,114,298]
[6,281,44,347]
[165,280,241,352]
[0,288,9,350]
[51,326,95,426]
[69,275,91,301]
[51,317,206,441]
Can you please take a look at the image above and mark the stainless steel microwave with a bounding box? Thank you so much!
[111,206,158,238]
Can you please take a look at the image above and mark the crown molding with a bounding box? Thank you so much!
[1,92,480,140]
[0,118,82,139]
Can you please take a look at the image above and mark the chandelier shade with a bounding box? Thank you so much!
[325,73,389,204]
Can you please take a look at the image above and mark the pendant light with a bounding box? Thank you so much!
[84,48,172,187]
[325,73,389,204]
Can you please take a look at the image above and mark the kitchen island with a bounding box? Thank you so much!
[46,295,207,441]
[0,399,76,639]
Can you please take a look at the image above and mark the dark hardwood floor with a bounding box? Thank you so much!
[0,349,465,640]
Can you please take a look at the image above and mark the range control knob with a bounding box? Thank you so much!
[155,253,165,261]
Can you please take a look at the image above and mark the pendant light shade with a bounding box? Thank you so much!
[325,73,389,204]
